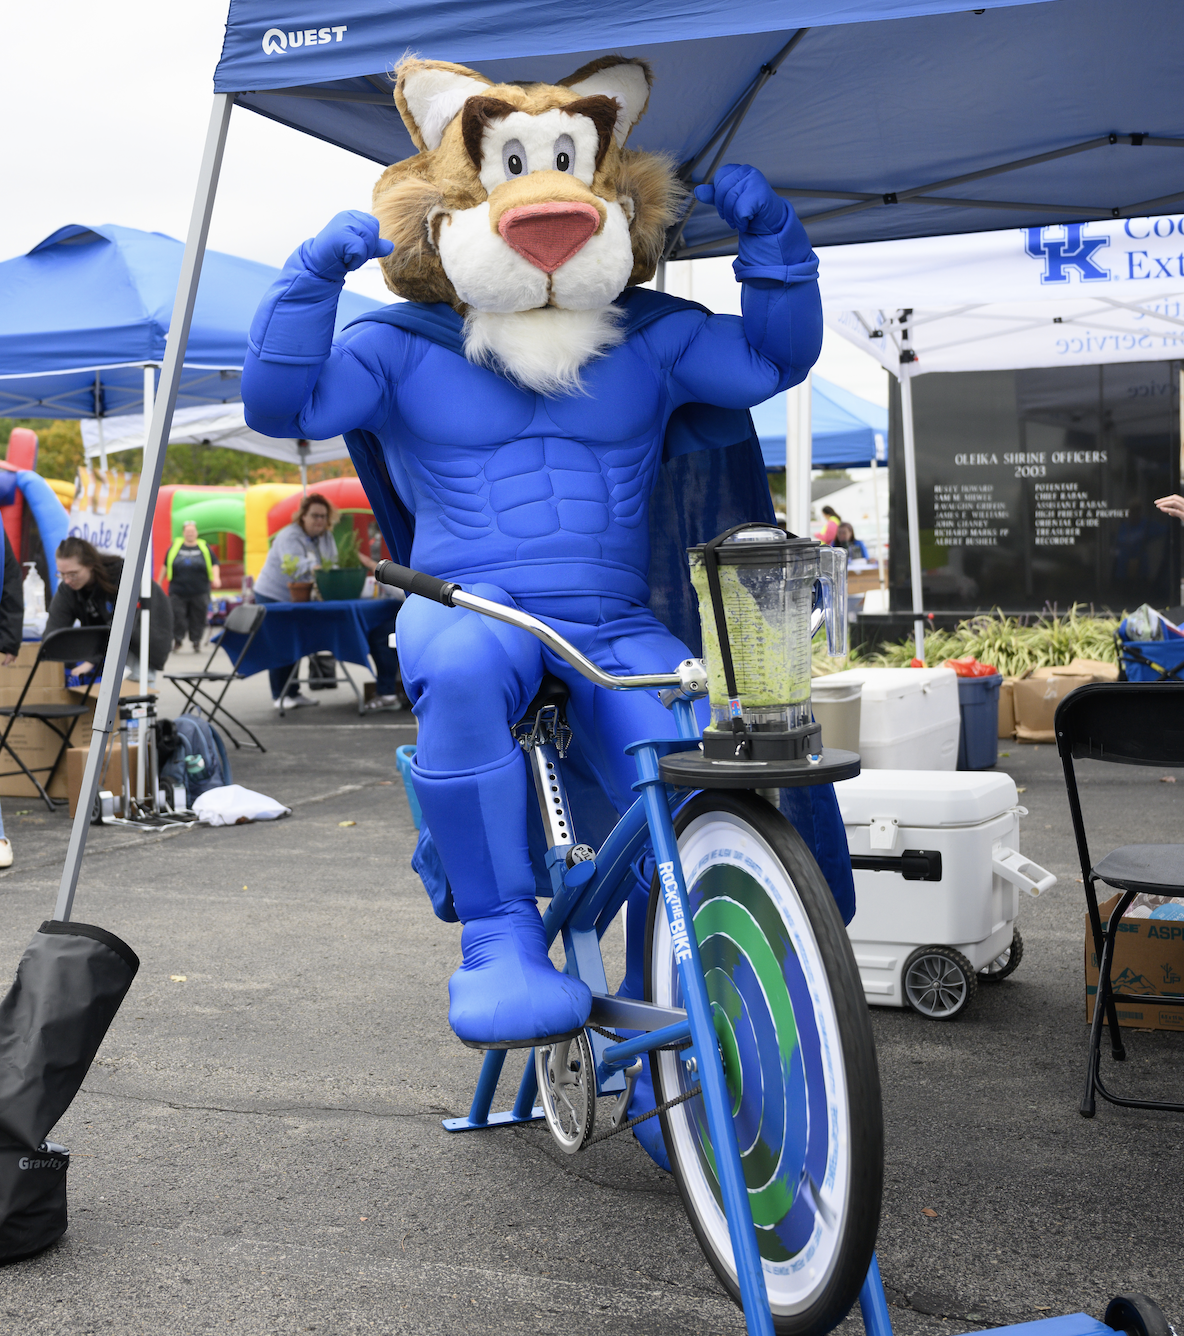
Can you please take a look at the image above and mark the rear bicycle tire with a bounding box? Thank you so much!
[645,791,883,1335]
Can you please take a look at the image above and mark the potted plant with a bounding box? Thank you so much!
[314,524,367,602]
[281,553,315,603]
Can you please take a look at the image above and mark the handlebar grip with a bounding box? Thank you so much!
[374,560,459,606]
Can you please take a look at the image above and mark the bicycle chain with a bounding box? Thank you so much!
[584,1080,702,1147]
[579,1025,700,1147]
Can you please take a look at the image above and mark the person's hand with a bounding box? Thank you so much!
[694,165,788,236]
[1155,495,1184,521]
[74,661,94,677]
[211,571,222,589]
[0,653,15,667]
[302,211,394,281]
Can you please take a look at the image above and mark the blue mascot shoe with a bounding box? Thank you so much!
[411,749,592,1048]
[449,903,592,1049]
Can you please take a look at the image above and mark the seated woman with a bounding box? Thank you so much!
[48,536,173,682]
[252,491,403,712]
[834,521,869,561]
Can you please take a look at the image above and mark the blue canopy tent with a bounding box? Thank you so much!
[55,0,1184,1251]
[0,222,377,427]
[753,377,888,471]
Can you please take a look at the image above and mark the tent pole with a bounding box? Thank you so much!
[298,440,310,495]
[871,448,886,592]
[897,313,925,660]
[54,92,234,922]
[785,374,812,538]
[136,364,155,803]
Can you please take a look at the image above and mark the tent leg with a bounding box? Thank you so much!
[137,365,154,804]
[898,367,925,661]
[871,455,886,591]
[786,372,812,538]
[54,92,234,924]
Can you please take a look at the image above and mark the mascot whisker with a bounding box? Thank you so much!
[243,52,823,1168]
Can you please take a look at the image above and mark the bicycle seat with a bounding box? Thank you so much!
[514,673,569,729]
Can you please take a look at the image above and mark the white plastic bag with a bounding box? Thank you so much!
[192,784,291,827]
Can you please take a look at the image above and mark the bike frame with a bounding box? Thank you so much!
[391,568,1115,1336]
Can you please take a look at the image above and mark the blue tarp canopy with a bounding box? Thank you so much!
[214,0,1184,258]
[752,378,888,471]
[0,223,377,420]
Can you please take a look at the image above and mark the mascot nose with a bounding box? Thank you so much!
[497,202,601,274]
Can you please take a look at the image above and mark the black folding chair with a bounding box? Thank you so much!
[1055,681,1184,1117]
[163,603,267,752]
[0,626,111,812]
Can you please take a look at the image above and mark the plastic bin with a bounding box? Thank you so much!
[811,677,862,753]
[395,744,422,828]
[814,667,961,770]
[956,673,1002,770]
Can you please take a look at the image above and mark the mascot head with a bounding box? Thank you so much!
[372,55,684,393]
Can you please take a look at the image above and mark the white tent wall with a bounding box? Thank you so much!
[80,404,351,468]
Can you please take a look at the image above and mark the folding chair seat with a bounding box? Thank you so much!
[163,602,266,751]
[0,625,111,812]
[1054,681,1184,1117]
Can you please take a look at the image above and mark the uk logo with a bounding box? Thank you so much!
[1024,223,1111,284]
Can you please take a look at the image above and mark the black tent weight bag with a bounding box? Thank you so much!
[0,921,138,1261]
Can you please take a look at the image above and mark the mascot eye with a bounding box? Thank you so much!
[553,134,575,174]
[502,139,527,178]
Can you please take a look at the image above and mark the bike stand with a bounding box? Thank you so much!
[858,1254,1130,1336]
[441,1047,544,1132]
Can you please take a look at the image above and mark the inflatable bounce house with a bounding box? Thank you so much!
[153,476,382,593]
[2,428,73,594]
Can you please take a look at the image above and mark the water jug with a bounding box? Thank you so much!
[688,524,847,761]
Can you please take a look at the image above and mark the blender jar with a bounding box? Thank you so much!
[688,525,847,761]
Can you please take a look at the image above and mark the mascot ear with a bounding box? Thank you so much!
[561,57,652,147]
[396,57,493,152]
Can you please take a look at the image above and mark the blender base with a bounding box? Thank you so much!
[659,747,861,790]
[702,722,822,762]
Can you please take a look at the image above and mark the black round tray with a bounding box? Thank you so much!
[659,747,860,790]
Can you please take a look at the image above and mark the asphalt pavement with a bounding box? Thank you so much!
[0,654,1181,1335]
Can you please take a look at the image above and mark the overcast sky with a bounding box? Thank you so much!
[5,1,887,405]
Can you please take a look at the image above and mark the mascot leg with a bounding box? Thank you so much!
[400,592,592,1048]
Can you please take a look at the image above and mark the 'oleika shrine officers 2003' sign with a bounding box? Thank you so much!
[887,360,1182,613]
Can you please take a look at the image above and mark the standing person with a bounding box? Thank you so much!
[252,492,402,711]
[816,504,841,545]
[49,536,173,682]
[161,521,221,653]
[0,532,24,867]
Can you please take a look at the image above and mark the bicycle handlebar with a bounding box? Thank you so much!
[375,560,824,694]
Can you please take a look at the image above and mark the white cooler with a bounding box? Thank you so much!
[820,666,961,770]
[836,770,1056,1018]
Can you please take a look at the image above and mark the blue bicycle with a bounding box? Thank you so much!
[377,560,881,1335]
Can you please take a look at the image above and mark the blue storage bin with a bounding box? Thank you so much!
[1118,638,1184,683]
[956,673,1002,771]
[395,744,422,828]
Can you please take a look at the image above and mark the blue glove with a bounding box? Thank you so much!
[300,210,394,281]
[695,165,788,236]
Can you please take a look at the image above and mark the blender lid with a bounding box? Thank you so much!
[689,527,820,565]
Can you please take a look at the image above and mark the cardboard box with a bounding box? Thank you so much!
[1086,893,1184,1031]
[65,743,138,818]
[998,677,1017,738]
[1012,671,1094,742]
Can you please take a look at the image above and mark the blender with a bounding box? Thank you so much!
[688,523,847,761]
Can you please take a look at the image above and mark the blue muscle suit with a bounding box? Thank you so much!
[242,167,828,1054]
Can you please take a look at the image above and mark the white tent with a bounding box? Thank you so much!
[821,215,1184,653]
[80,403,350,474]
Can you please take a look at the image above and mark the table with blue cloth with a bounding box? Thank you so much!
[217,599,399,714]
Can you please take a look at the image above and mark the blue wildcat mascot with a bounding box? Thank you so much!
[243,57,838,1112]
